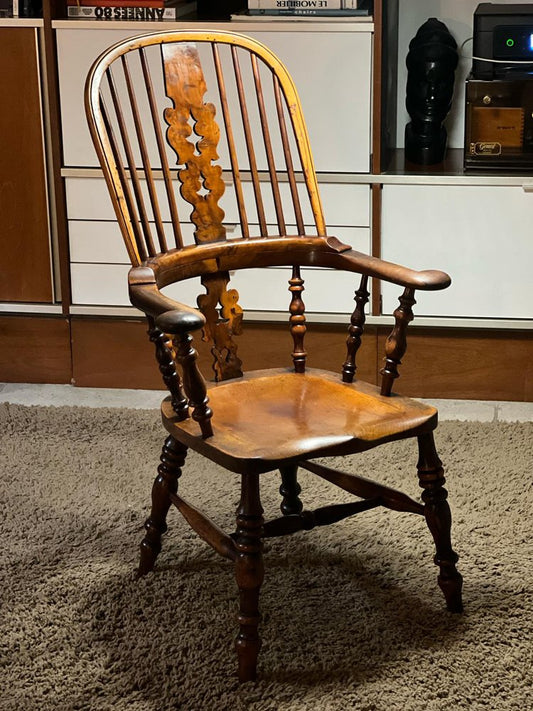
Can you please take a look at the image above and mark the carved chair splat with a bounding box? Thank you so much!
[86,29,462,684]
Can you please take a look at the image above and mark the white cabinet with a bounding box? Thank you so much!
[56,24,372,173]
[381,184,533,320]
[67,177,371,310]
[55,21,374,315]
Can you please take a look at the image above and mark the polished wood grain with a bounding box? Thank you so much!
[174,330,213,438]
[163,41,226,245]
[161,368,438,473]
[0,29,53,303]
[68,318,531,401]
[197,271,244,382]
[233,472,264,683]
[300,459,424,515]
[85,30,462,683]
[288,267,307,373]
[169,492,237,561]
[263,499,382,538]
[279,464,303,516]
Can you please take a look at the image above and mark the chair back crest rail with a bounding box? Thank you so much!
[86,30,428,435]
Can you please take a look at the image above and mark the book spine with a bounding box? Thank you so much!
[247,0,359,8]
[66,5,179,17]
[67,0,164,6]
[246,8,368,15]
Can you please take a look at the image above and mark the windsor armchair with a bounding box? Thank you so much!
[85,30,463,683]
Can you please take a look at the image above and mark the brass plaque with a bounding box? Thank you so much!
[470,107,524,148]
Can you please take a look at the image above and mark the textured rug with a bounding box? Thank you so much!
[1,403,532,711]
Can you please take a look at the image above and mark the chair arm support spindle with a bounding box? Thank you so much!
[342,274,369,383]
[174,331,213,439]
[289,267,307,374]
[147,317,189,419]
[380,287,416,396]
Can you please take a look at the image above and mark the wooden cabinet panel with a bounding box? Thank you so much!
[0,316,71,383]
[71,318,378,389]
[0,28,53,303]
[377,327,533,401]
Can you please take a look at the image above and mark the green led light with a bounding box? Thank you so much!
[506,38,515,47]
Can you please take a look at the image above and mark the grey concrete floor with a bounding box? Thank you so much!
[0,382,531,422]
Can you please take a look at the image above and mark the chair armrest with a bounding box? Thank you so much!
[129,266,205,334]
[315,247,451,291]
[137,236,450,293]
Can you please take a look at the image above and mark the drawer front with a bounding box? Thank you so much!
[57,28,371,173]
[70,223,370,312]
[381,184,533,320]
[71,260,368,315]
[65,178,370,229]
[69,219,369,265]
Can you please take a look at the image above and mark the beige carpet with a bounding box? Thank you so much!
[1,403,532,710]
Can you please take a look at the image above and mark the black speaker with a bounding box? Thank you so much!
[197,0,246,20]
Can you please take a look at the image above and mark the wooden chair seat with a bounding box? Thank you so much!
[162,368,438,473]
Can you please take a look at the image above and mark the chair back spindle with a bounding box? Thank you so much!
[86,31,327,382]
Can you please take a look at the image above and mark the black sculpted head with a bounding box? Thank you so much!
[405,18,458,165]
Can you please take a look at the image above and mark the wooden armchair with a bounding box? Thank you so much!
[85,30,463,683]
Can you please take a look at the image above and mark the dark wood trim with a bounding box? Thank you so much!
[0,28,53,303]
[371,0,383,174]
[42,0,71,314]
[371,183,382,318]
[377,0,399,173]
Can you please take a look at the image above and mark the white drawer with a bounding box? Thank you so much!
[71,261,368,316]
[381,184,533,320]
[65,177,370,228]
[69,219,369,266]
[57,28,371,173]
[228,266,368,315]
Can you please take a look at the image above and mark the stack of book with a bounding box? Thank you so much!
[232,0,372,21]
[66,0,196,20]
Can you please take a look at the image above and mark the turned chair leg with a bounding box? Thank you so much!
[138,435,188,576]
[279,464,303,516]
[234,472,264,683]
[417,432,463,613]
